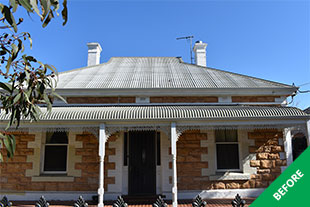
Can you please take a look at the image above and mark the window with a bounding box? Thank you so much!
[215,129,239,170]
[43,131,68,173]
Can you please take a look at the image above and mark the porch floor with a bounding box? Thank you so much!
[12,199,254,207]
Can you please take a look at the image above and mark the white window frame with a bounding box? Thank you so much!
[41,131,69,175]
[215,130,241,172]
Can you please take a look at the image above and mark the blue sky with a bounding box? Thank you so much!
[14,0,310,109]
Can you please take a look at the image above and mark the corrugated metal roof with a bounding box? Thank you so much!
[0,106,307,121]
[57,57,293,89]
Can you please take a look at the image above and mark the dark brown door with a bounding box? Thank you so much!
[129,131,156,195]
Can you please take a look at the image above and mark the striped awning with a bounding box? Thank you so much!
[0,105,308,122]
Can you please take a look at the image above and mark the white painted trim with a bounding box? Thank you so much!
[2,119,307,130]
[306,120,310,146]
[56,87,296,97]
[170,122,178,207]
[98,123,107,207]
[284,128,293,166]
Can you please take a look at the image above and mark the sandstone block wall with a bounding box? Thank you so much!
[0,132,117,192]
[248,129,286,188]
[167,129,286,191]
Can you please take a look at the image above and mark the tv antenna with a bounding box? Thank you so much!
[176,35,194,64]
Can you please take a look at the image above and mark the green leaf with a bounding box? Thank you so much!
[61,0,67,26]
[26,56,37,62]
[40,0,51,20]
[42,9,54,27]
[0,152,3,162]
[33,105,42,120]
[0,50,7,55]
[10,0,17,12]
[52,91,67,103]
[10,134,16,153]
[13,93,21,104]
[44,64,57,75]
[43,93,52,112]
[18,0,33,12]
[0,82,13,92]
[6,56,12,74]
[3,135,13,157]
[2,5,17,32]
[27,33,32,49]
[30,0,43,18]
[11,43,19,60]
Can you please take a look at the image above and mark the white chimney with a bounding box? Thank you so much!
[87,42,102,66]
[193,40,207,67]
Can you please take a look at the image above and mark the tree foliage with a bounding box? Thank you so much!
[0,0,67,161]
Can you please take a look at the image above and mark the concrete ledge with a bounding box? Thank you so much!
[200,188,265,199]
[162,188,264,200]
[209,172,251,181]
[0,191,97,201]
[31,176,74,182]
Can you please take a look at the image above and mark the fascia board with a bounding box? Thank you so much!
[55,87,297,97]
[0,120,308,132]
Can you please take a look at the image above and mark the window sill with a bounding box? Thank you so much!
[209,172,251,181]
[31,175,74,182]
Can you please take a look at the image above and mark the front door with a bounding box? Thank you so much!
[129,131,156,195]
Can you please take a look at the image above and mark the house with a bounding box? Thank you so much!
[1,41,309,207]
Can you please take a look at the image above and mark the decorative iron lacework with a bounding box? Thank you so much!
[35,196,49,207]
[113,196,128,207]
[0,196,12,207]
[73,196,88,207]
[192,195,207,207]
[231,194,245,207]
[153,196,167,207]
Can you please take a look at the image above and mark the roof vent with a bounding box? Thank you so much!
[87,42,102,66]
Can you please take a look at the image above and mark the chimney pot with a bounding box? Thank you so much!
[87,42,102,66]
[193,41,207,67]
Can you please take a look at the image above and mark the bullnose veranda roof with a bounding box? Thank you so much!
[57,57,294,89]
[0,106,307,121]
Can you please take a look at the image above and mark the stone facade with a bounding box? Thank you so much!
[165,129,286,191]
[175,130,208,190]
[0,128,288,195]
[0,132,116,192]
[248,129,286,188]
